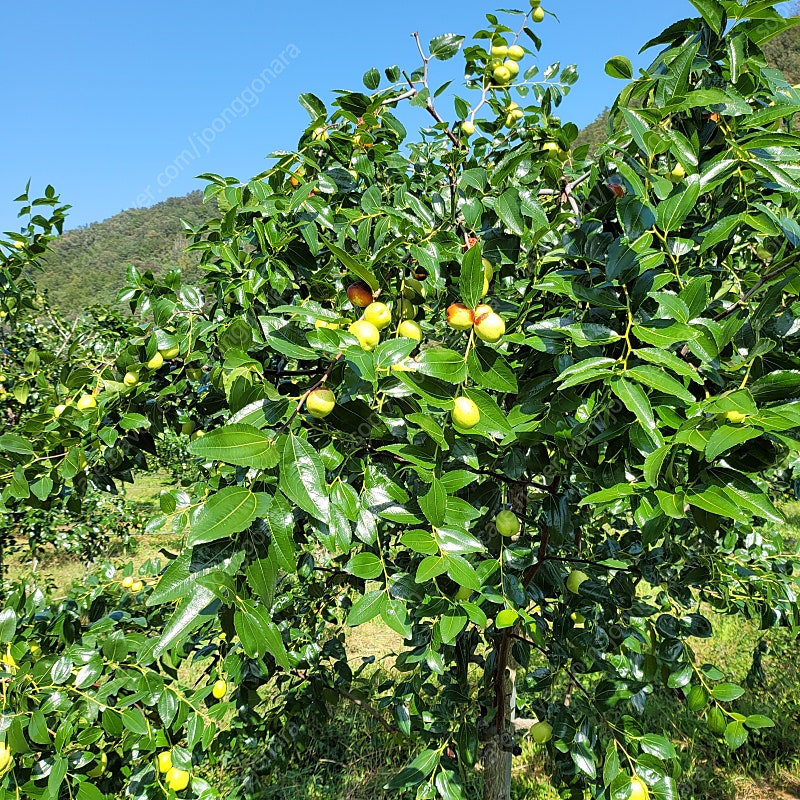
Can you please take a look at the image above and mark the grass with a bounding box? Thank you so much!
[2,469,180,593]
[638,615,800,800]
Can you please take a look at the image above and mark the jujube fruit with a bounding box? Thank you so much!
[452,396,481,429]
[306,388,336,419]
[447,303,474,331]
[166,767,190,792]
[397,320,423,342]
[76,394,97,411]
[474,311,506,343]
[363,301,392,330]
[531,720,553,743]
[496,510,521,537]
[157,751,173,774]
[347,281,374,308]
[566,570,589,593]
[349,319,381,351]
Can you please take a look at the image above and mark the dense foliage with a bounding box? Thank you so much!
[576,19,800,153]
[1,2,800,800]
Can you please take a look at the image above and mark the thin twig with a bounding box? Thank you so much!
[714,253,800,320]
[281,354,343,430]
[334,686,400,733]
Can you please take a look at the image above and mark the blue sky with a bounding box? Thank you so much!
[0,1,790,231]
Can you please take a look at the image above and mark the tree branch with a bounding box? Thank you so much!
[281,353,343,430]
[714,253,800,320]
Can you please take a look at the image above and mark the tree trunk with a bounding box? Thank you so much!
[482,735,512,800]
[482,662,516,800]
[483,480,527,800]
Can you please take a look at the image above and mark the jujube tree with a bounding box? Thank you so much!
[1,2,800,799]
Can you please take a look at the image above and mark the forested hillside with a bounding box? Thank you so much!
[40,192,211,316]
[38,22,800,318]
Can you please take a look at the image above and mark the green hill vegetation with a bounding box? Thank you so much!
[38,22,800,318]
[39,192,211,317]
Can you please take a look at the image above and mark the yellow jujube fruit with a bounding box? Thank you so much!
[349,320,381,351]
[452,396,481,429]
[166,767,190,792]
[0,743,14,775]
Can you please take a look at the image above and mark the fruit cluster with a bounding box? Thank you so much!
[488,0,545,87]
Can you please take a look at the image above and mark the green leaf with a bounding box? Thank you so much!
[436,527,484,555]
[688,0,724,34]
[460,241,485,309]
[638,734,676,760]
[556,357,616,389]
[77,783,106,800]
[188,487,267,547]
[148,549,243,606]
[385,748,439,790]
[429,33,464,60]
[633,321,697,348]
[320,234,379,291]
[280,434,329,522]
[48,755,68,798]
[605,55,633,79]
[234,603,289,668]
[656,176,700,232]
[711,683,745,702]
[347,589,388,626]
[495,188,525,236]
[644,446,670,488]
[687,487,751,522]
[267,491,297,573]
[656,490,686,519]
[188,423,277,468]
[401,530,439,555]
[744,714,774,729]
[416,555,447,583]
[381,599,412,638]
[375,338,415,369]
[465,347,518,393]
[626,365,695,404]
[0,434,34,455]
[462,387,513,438]
[154,586,217,658]
[724,720,748,750]
[444,554,481,590]
[611,377,656,432]
[415,348,468,384]
[0,609,16,643]
[579,483,641,506]
[121,707,150,735]
[419,477,446,527]
[298,92,327,120]
[439,609,468,644]
[603,740,620,786]
[636,347,703,382]
[347,552,383,579]
[362,67,381,90]
[246,557,277,606]
[705,426,761,461]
